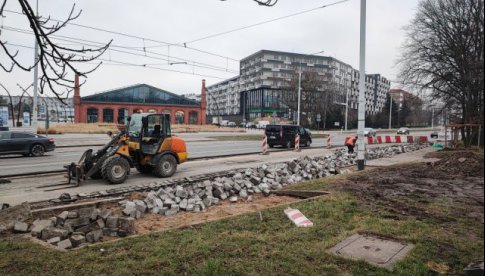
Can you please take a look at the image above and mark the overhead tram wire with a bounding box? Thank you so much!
[0,25,239,74]
[3,42,228,80]
[182,0,351,45]
[2,9,240,62]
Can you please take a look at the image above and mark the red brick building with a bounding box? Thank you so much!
[74,76,207,125]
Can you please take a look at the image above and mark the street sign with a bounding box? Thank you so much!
[334,122,340,127]
[316,114,321,122]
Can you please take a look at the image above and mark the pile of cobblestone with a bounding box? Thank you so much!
[13,207,135,249]
[118,144,429,218]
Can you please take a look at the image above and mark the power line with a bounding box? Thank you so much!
[1,25,239,74]
[3,41,229,80]
[183,0,351,45]
[2,8,240,62]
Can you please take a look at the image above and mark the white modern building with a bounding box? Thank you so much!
[207,50,391,124]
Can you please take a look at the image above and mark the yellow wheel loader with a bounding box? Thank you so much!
[65,113,188,185]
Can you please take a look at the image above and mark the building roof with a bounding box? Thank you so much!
[82,84,200,107]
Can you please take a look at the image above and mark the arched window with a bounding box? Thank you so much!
[103,108,114,123]
[189,111,198,125]
[148,108,157,114]
[175,111,185,124]
[118,108,128,124]
[87,108,98,123]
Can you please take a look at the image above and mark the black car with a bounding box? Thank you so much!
[0,131,55,157]
[265,125,312,148]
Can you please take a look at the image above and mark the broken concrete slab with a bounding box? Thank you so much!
[13,222,29,233]
[70,234,86,247]
[86,229,103,243]
[41,227,69,241]
[328,233,415,269]
[57,238,72,250]
[30,220,55,238]
[47,236,61,245]
[0,202,31,233]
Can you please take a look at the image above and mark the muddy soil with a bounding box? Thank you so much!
[332,151,484,222]
[135,195,299,234]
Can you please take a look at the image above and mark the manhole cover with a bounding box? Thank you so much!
[328,234,414,269]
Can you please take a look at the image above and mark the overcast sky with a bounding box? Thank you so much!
[0,0,420,98]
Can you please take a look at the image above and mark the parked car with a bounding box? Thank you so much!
[363,128,377,137]
[227,122,236,127]
[246,122,256,129]
[0,131,55,157]
[265,125,312,148]
[397,127,410,135]
[257,121,270,129]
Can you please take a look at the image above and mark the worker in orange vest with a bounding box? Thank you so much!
[344,136,358,154]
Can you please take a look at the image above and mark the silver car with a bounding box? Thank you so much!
[363,128,377,137]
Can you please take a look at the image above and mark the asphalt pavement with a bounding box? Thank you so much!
[0,129,435,176]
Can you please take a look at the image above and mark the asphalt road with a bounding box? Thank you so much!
[0,139,327,176]
[0,129,435,176]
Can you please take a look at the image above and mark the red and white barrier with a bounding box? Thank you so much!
[261,135,269,155]
[365,135,429,145]
[294,134,301,152]
[284,208,313,227]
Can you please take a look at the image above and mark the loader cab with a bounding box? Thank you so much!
[128,113,171,155]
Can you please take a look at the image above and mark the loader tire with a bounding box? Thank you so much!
[101,156,130,184]
[153,155,177,178]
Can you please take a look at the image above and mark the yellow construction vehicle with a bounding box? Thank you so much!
[65,113,188,185]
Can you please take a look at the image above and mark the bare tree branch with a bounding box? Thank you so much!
[0,0,112,103]
[253,0,278,6]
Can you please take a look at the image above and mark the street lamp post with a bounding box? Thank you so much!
[356,0,367,171]
[297,70,302,125]
[389,96,393,129]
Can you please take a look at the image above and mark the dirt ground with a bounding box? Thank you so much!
[332,151,484,223]
[103,194,300,236]
[135,195,299,234]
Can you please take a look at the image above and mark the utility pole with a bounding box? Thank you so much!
[297,69,302,126]
[357,0,367,171]
[344,75,349,131]
[431,108,434,129]
[389,96,392,129]
[32,0,39,132]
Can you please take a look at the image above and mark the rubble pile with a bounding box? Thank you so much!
[119,144,430,218]
[16,207,136,249]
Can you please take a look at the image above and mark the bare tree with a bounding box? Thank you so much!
[398,0,484,144]
[0,1,111,102]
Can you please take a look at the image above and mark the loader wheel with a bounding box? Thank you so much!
[153,155,177,178]
[135,164,153,174]
[101,156,130,184]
